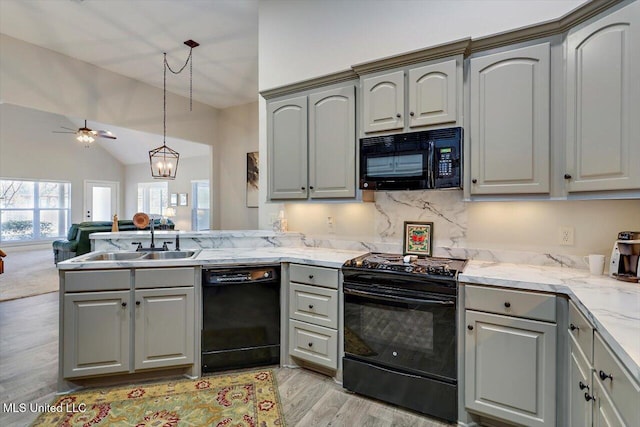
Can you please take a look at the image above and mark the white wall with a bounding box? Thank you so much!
[124,155,211,231]
[218,102,259,229]
[258,0,587,90]
[0,104,125,225]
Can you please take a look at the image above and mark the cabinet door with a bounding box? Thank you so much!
[593,379,626,427]
[362,70,404,133]
[308,85,356,198]
[565,1,640,192]
[63,291,130,378]
[569,336,593,427]
[134,287,194,371]
[465,310,556,427]
[268,96,308,199]
[469,43,550,194]
[408,59,457,128]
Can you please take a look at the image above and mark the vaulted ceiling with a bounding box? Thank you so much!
[0,0,259,109]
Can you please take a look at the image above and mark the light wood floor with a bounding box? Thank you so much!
[0,292,451,426]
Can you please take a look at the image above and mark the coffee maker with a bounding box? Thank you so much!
[609,231,640,283]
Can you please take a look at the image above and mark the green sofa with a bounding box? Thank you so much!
[52,219,174,263]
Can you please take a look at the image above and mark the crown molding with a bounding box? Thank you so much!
[260,70,357,100]
[351,38,471,75]
[469,0,624,53]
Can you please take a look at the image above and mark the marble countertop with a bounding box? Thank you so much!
[89,230,304,239]
[58,249,639,383]
[461,261,640,383]
[58,247,366,270]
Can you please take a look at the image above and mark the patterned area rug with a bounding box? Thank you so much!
[31,370,285,426]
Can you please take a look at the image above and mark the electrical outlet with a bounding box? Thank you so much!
[327,216,335,233]
[559,226,574,246]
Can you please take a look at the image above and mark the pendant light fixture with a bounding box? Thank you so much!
[149,40,199,179]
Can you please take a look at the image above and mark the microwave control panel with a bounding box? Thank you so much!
[437,147,454,178]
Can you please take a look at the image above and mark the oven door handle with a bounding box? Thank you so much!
[344,287,455,306]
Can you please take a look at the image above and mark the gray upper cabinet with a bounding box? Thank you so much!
[362,58,460,134]
[565,0,640,193]
[267,83,356,201]
[469,42,551,195]
[268,96,308,200]
[408,59,458,128]
[308,86,356,198]
[362,71,404,133]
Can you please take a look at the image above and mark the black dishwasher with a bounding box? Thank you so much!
[201,265,280,373]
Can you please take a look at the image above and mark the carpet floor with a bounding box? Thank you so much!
[0,248,58,302]
[31,369,284,427]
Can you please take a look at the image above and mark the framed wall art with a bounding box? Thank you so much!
[179,193,188,206]
[170,193,178,206]
[403,221,433,257]
[246,151,259,208]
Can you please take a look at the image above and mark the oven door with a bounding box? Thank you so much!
[343,283,456,382]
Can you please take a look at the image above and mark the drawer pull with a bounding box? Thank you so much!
[467,325,474,330]
[599,370,613,381]
[584,393,595,402]
[308,342,313,347]
[504,302,511,308]
[570,323,579,331]
[579,381,589,391]
[121,302,127,307]
[308,304,314,309]
[308,275,314,279]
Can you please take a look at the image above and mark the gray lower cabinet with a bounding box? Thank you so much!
[468,42,550,195]
[565,0,640,193]
[567,299,640,427]
[267,83,356,200]
[569,334,593,427]
[134,287,194,371]
[464,284,557,427]
[63,290,130,378]
[62,268,195,379]
[287,264,339,370]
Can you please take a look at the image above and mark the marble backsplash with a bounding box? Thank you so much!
[93,229,591,270]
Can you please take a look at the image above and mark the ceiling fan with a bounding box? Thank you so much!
[53,119,117,146]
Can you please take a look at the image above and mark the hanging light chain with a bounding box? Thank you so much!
[163,47,194,111]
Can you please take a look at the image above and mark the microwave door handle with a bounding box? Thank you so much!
[428,140,435,188]
[344,287,454,306]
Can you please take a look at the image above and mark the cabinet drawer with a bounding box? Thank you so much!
[593,378,626,427]
[289,283,338,329]
[289,319,337,370]
[593,332,640,427]
[135,268,195,289]
[465,285,556,322]
[290,264,338,289]
[569,300,594,365]
[65,270,130,292]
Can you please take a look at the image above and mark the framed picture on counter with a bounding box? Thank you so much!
[403,221,433,257]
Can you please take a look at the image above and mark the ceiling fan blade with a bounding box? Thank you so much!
[97,130,117,140]
[52,131,75,134]
[59,126,77,131]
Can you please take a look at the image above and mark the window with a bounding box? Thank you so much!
[137,182,168,216]
[191,180,210,231]
[0,179,71,243]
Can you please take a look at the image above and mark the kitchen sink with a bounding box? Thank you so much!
[82,252,146,261]
[140,250,197,260]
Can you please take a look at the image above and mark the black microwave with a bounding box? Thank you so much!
[359,127,462,191]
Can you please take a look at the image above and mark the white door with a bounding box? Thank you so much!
[84,180,119,221]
